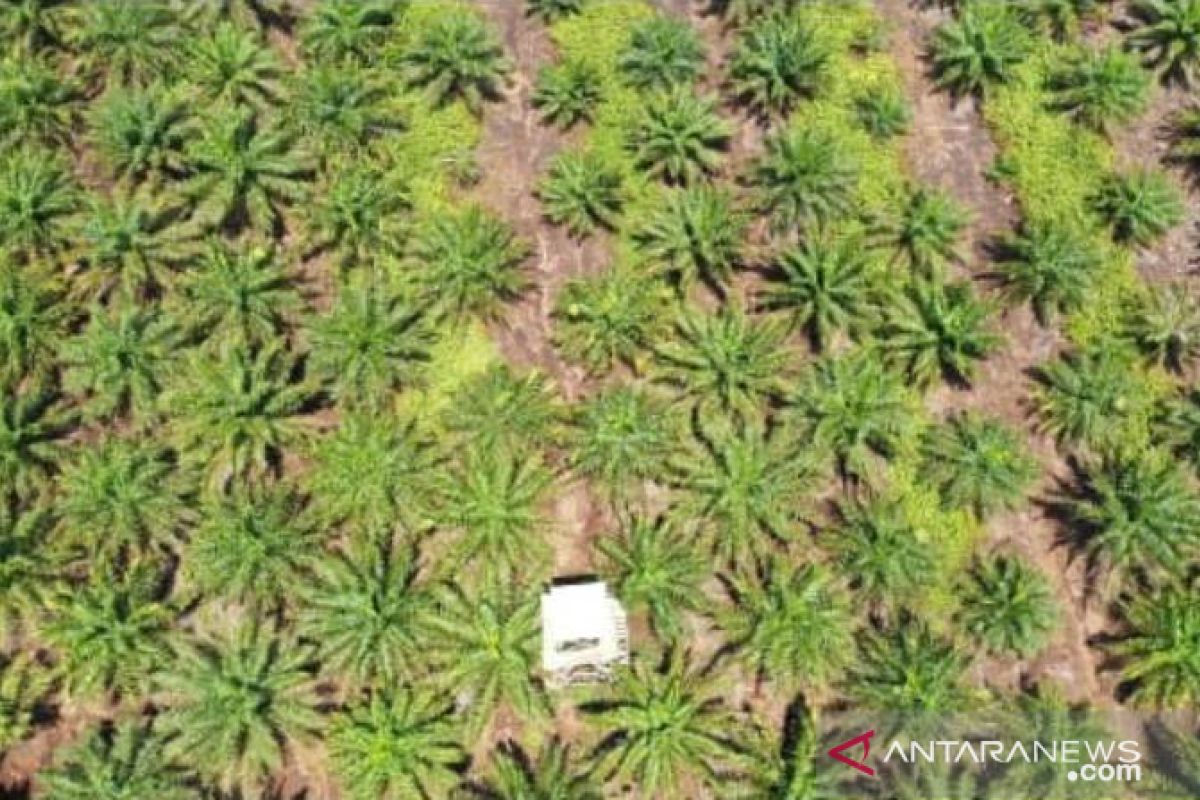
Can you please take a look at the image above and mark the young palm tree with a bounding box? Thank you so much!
[1109,584,1200,708]
[307,411,441,532]
[289,64,402,158]
[919,412,1038,517]
[1031,344,1150,449]
[0,55,77,149]
[596,514,706,642]
[1123,282,1200,372]
[422,585,546,737]
[993,221,1103,325]
[729,13,829,118]
[403,10,509,114]
[876,186,967,274]
[0,653,49,753]
[302,163,408,269]
[828,496,935,615]
[329,687,466,800]
[442,364,561,453]
[39,721,198,800]
[1048,45,1151,132]
[299,0,399,65]
[1021,0,1111,41]
[957,554,1057,657]
[1128,0,1200,86]
[44,568,175,702]
[854,86,912,139]
[719,559,855,694]
[629,88,731,184]
[846,621,973,737]
[669,415,819,566]
[435,451,552,585]
[553,266,669,374]
[761,234,876,350]
[87,83,191,188]
[299,538,428,688]
[618,15,705,91]
[408,205,529,320]
[75,193,198,301]
[466,738,601,800]
[0,148,78,264]
[183,21,282,107]
[0,505,52,641]
[537,150,623,237]
[527,0,587,23]
[56,437,186,564]
[156,623,322,798]
[637,185,745,293]
[164,342,316,491]
[182,485,317,609]
[737,697,843,800]
[571,386,672,497]
[0,385,71,505]
[1158,388,1200,475]
[750,128,857,234]
[1056,449,1200,585]
[880,279,1000,388]
[533,59,602,130]
[67,0,177,90]
[172,239,300,349]
[582,652,745,797]
[0,262,67,385]
[1091,169,1184,246]
[182,109,313,234]
[790,350,919,481]
[930,3,1031,97]
[309,276,431,409]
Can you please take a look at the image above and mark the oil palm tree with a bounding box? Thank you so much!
[669,414,819,566]
[0,262,67,385]
[181,485,318,609]
[1123,282,1200,372]
[403,10,509,114]
[329,687,466,800]
[56,437,187,564]
[718,559,855,694]
[729,13,829,118]
[183,21,282,107]
[582,651,745,797]
[164,341,316,491]
[1108,584,1200,708]
[1091,169,1184,246]
[0,385,71,505]
[87,83,191,188]
[289,64,402,158]
[307,411,441,532]
[408,205,529,320]
[1144,718,1200,798]
[930,2,1031,97]
[737,697,843,800]
[553,266,669,374]
[156,623,322,798]
[302,162,408,269]
[654,304,792,418]
[1128,0,1200,86]
[1048,45,1151,132]
[422,585,546,737]
[957,554,1057,656]
[761,234,876,351]
[0,653,49,753]
[1031,344,1152,450]
[537,150,623,237]
[39,721,198,800]
[596,514,706,642]
[750,127,858,234]
[299,538,428,688]
[919,412,1038,517]
[630,88,731,184]
[1020,0,1111,41]
[637,184,746,294]
[533,59,602,130]
[876,186,967,274]
[180,0,292,31]
[182,108,313,234]
[0,0,69,54]
[854,86,911,139]
[0,505,52,641]
[67,0,178,90]
[571,386,672,497]
[1170,100,1200,178]
[706,0,806,28]
[442,364,561,453]
[466,738,601,800]
[0,147,77,264]
[1055,449,1200,585]
[880,279,1000,388]
[618,15,705,91]
[44,568,175,702]
[790,350,920,481]
[993,221,1103,325]
[1158,388,1200,475]
[299,0,399,65]
[0,55,76,148]
[435,450,552,585]
[828,496,936,616]
[309,276,432,409]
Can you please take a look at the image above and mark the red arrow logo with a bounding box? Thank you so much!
[827,729,876,776]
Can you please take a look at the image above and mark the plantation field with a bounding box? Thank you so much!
[0,1,1199,798]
